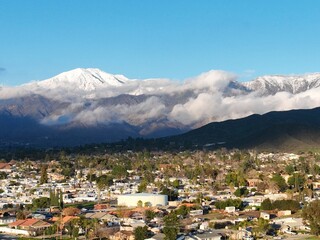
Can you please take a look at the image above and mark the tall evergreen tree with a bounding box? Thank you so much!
[163,212,179,240]
[39,164,48,184]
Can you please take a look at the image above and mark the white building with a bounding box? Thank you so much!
[117,193,168,207]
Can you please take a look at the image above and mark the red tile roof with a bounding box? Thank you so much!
[9,219,39,227]
[0,163,11,169]
[9,218,51,228]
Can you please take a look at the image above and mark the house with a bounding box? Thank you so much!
[158,164,180,172]
[0,163,12,173]
[51,215,79,229]
[94,203,110,210]
[8,218,51,236]
[260,212,270,220]
[225,206,236,213]
[190,209,204,216]
[272,217,305,232]
[247,179,262,188]
[312,181,320,189]
[109,230,134,240]
[0,216,16,225]
[85,212,118,223]
[277,210,291,217]
[189,231,224,240]
[146,233,165,240]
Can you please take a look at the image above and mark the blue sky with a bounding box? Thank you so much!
[1,0,320,86]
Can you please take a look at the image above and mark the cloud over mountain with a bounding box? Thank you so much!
[1,68,320,142]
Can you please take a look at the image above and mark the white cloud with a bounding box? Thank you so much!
[2,69,320,135]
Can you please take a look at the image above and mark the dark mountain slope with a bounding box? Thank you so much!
[167,107,320,151]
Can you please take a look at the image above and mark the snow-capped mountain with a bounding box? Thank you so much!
[243,73,320,95]
[23,68,129,94]
[1,68,320,147]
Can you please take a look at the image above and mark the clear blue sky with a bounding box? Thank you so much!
[1,0,320,86]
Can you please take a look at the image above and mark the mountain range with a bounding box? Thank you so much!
[1,68,320,147]
[166,107,320,151]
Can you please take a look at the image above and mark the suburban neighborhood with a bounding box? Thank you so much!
[0,149,319,239]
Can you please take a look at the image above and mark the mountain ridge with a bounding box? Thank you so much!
[1,68,320,147]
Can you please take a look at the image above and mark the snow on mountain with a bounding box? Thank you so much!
[24,68,129,91]
[243,73,320,95]
[2,68,320,137]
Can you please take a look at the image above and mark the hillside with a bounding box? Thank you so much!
[166,107,320,151]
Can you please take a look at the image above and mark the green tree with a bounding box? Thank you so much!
[261,198,273,210]
[234,187,249,197]
[254,218,269,235]
[288,173,305,192]
[285,164,295,175]
[59,189,64,209]
[175,205,190,218]
[72,227,79,239]
[145,210,156,222]
[160,187,178,201]
[0,172,8,180]
[39,164,48,184]
[138,179,148,193]
[171,179,180,188]
[16,210,26,220]
[137,200,143,207]
[96,174,113,189]
[111,165,127,179]
[49,189,59,206]
[272,200,300,212]
[302,200,320,235]
[32,197,50,210]
[215,198,244,210]
[134,226,148,240]
[163,212,179,240]
[271,174,287,192]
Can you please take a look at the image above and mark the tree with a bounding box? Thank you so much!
[175,205,189,218]
[171,179,180,188]
[225,172,247,187]
[160,187,178,201]
[39,164,48,184]
[234,187,249,197]
[271,174,287,192]
[254,218,269,235]
[72,226,79,239]
[0,172,8,180]
[62,207,81,216]
[111,165,127,179]
[138,179,148,193]
[285,164,295,175]
[137,200,143,207]
[134,226,148,240]
[261,198,273,210]
[288,173,305,192]
[215,198,244,210]
[16,210,26,220]
[145,210,156,222]
[272,200,300,212]
[32,197,50,210]
[50,189,59,206]
[302,200,320,235]
[163,212,179,240]
[96,174,113,189]
[59,189,64,209]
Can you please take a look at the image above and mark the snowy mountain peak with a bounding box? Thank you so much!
[243,73,320,95]
[25,68,129,91]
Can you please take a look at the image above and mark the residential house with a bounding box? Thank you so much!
[0,163,12,173]
[109,230,134,240]
[246,179,262,188]
[8,218,51,236]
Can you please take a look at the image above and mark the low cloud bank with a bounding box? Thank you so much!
[2,70,320,132]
